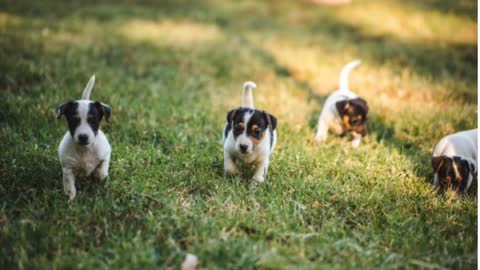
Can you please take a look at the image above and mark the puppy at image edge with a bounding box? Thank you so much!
[432,129,477,194]
[57,75,112,200]
[315,59,369,148]
[222,82,277,183]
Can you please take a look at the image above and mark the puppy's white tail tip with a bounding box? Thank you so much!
[243,81,256,90]
[339,59,361,90]
[81,74,96,100]
[242,81,256,108]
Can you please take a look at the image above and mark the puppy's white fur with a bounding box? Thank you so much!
[222,82,277,182]
[432,129,477,189]
[58,75,111,200]
[315,60,363,148]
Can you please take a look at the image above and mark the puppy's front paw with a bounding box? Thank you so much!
[225,166,238,176]
[94,169,109,181]
[253,174,265,183]
[314,134,327,143]
[64,184,76,200]
[351,139,361,149]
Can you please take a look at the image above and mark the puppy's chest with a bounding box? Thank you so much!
[72,151,101,176]
[234,151,260,164]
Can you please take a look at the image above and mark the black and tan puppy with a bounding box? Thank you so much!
[432,129,477,194]
[315,60,369,148]
[222,82,277,182]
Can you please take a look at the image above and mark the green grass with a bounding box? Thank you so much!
[0,0,477,269]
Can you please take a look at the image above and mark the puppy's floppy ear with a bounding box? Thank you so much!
[94,101,112,122]
[335,100,349,116]
[468,160,477,174]
[351,97,369,114]
[226,108,238,123]
[264,111,277,130]
[56,102,72,119]
[432,156,446,173]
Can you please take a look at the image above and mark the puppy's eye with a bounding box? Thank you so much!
[234,123,244,130]
[87,117,96,124]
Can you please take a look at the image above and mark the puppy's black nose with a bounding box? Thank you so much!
[78,134,89,145]
[239,144,248,153]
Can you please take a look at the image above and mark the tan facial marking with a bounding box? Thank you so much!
[238,122,244,129]
[249,125,265,145]
[343,115,352,130]
[436,159,445,172]
[250,137,261,145]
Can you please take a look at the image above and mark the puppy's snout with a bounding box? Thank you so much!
[361,125,368,137]
[239,144,248,153]
[78,134,89,145]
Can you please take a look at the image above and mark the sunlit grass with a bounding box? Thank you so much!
[118,19,224,47]
[334,1,477,45]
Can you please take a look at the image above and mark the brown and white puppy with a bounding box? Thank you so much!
[315,60,369,148]
[57,75,112,200]
[432,129,477,194]
[222,82,277,182]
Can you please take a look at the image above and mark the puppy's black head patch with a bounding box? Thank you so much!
[87,102,111,135]
[336,98,369,136]
[225,107,277,143]
[432,155,475,193]
[56,101,80,136]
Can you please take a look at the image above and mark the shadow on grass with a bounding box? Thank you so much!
[402,0,477,20]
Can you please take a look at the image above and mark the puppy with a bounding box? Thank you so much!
[432,129,477,194]
[315,60,369,148]
[222,82,277,182]
[56,75,112,200]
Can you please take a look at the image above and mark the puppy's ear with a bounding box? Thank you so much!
[351,97,369,114]
[56,102,72,119]
[432,156,446,173]
[94,101,112,122]
[468,160,477,174]
[226,108,238,123]
[335,100,349,116]
[264,112,277,130]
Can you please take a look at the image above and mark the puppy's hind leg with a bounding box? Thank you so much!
[93,157,110,180]
[62,168,76,200]
[224,150,237,176]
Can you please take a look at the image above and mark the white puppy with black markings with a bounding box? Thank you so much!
[432,129,477,194]
[56,75,112,200]
[315,60,369,148]
[222,82,277,182]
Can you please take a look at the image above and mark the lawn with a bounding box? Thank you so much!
[0,0,477,269]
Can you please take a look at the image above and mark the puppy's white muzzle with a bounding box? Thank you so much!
[73,122,95,146]
[235,135,253,155]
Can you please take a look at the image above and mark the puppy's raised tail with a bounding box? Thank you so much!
[81,74,96,100]
[339,60,361,90]
[242,81,256,108]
